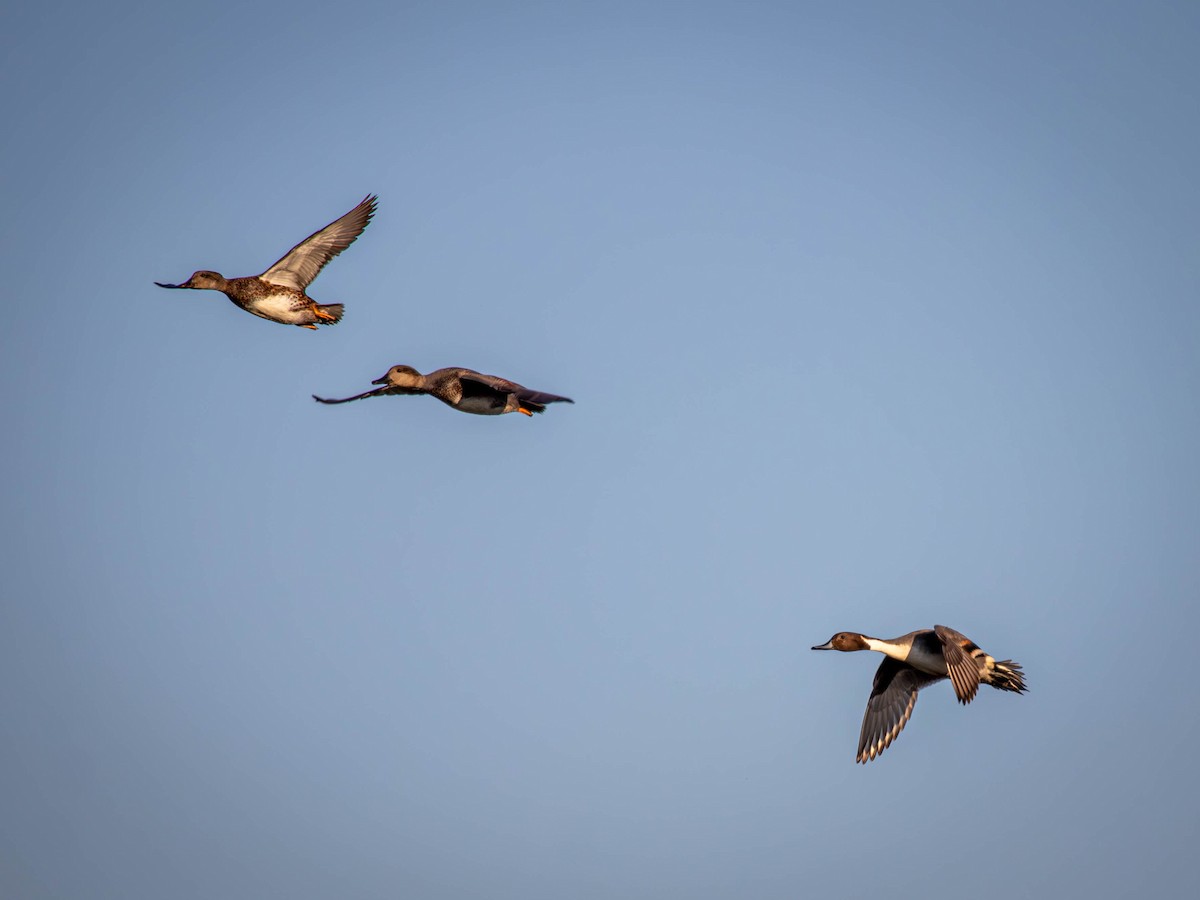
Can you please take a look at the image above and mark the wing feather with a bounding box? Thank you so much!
[457,373,572,404]
[933,624,982,705]
[517,388,574,405]
[312,386,392,405]
[457,372,514,402]
[261,195,377,291]
[857,658,944,763]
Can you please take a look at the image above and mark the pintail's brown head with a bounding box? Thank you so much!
[811,632,870,652]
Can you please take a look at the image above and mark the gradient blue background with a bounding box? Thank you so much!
[3,2,1198,897]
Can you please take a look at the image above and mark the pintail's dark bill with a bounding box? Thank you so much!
[154,281,186,289]
[811,640,834,650]
[371,375,388,385]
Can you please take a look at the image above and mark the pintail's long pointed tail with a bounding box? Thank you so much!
[988,659,1027,694]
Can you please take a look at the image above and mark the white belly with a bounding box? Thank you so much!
[455,395,507,415]
[247,292,303,321]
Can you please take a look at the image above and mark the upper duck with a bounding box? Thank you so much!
[155,195,377,328]
[313,365,574,416]
[812,624,1026,763]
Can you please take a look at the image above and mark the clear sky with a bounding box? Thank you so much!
[3,2,1198,897]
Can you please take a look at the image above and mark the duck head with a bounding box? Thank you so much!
[372,365,424,390]
[155,270,227,291]
[812,632,870,652]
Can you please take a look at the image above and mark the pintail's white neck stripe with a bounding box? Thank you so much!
[863,637,909,661]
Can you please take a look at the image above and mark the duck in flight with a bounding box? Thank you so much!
[155,195,376,328]
[313,365,574,416]
[812,624,1026,763]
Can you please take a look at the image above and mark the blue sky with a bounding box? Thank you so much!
[3,2,1198,897]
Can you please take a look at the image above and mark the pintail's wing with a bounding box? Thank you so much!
[933,624,983,704]
[857,658,944,764]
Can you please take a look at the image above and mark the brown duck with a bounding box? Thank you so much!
[313,365,573,416]
[155,195,376,328]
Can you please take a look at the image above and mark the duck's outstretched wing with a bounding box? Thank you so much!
[261,195,377,291]
[857,658,944,764]
[934,624,983,705]
[312,385,393,405]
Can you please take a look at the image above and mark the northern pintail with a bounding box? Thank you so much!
[812,625,1026,763]
[155,195,377,328]
[313,365,574,416]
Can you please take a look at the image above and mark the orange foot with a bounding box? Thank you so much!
[517,407,533,416]
[301,324,318,330]
[313,306,337,322]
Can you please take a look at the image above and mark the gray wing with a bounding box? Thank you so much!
[312,385,393,405]
[261,195,377,291]
[857,658,944,764]
[458,371,522,401]
[933,624,982,704]
[458,372,573,405]
[516,388,573,405]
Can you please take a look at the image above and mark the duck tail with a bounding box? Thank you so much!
[987,659,1027,694]
[317,303,345,324]
[517,390,573,415]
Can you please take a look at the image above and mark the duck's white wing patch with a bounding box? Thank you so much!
[260,195,377,290]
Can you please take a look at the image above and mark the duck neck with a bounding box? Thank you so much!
[862,637,909,661]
